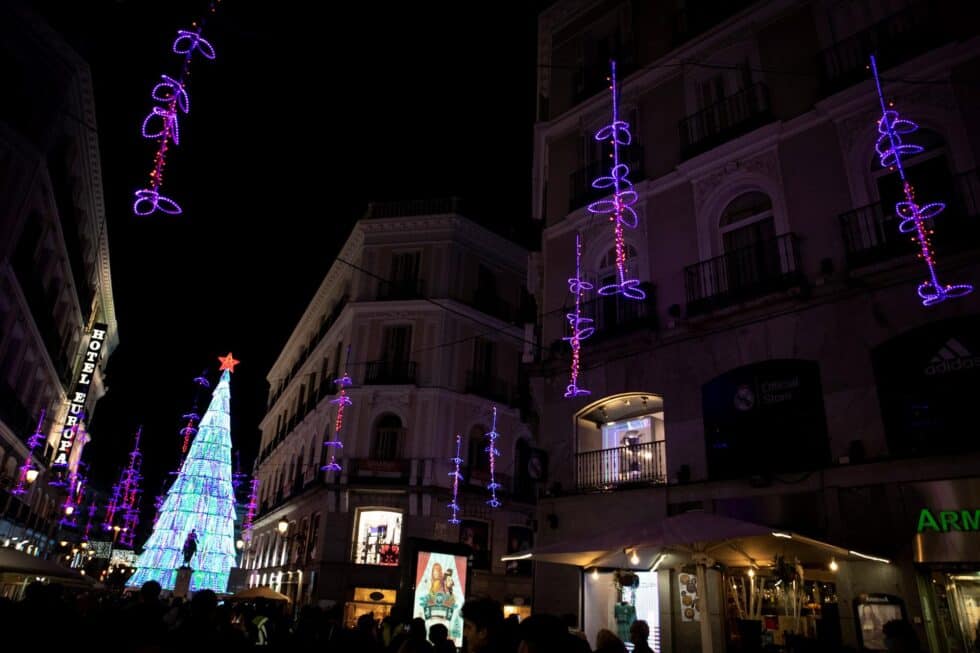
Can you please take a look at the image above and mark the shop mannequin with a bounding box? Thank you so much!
[614,599,636,642]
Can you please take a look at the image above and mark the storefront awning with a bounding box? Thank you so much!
[502,511,890,569]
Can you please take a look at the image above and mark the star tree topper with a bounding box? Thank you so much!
[218,352,240,373]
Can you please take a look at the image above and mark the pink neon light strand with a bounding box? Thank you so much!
[588,60,645,300]
[322,346,353,472]
[564,232,594,398]
[11,409,46,496]
[870,55,972,305]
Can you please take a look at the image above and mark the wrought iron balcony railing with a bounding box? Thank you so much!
[679,83,772,159]
[576,441,666,491]
[684,233,801,316]
[364,360,417,385]
[839,169,980,268]
[818,2,952,96]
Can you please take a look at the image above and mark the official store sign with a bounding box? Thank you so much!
[53,323,108,467]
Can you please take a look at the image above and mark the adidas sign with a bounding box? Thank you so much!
[924,338,980,375]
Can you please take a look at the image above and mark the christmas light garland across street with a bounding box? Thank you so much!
[448,434,464,524]
[322,346,354,472]
[589,60,645,301]
[869,55,972,305]
[564,232,594,398]
[11,409,46,496]
[485,406,502,509]
[133,1,221,216]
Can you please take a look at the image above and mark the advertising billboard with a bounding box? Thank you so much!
[413,551,467,645]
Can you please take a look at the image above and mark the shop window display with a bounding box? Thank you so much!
[585,569,660,651]
[353,509,402,565]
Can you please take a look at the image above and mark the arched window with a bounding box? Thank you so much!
[468,424,491,474]
[720,191,774,253]
[371,414,403,460]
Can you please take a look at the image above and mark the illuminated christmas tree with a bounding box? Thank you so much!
[127,353,239,592]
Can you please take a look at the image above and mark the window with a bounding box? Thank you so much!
[472,338,495,377]
[372,414,403,460]
[390,251,420,283]
[716,191,780,293]
[468,424,490,475]
[352,509,402,565]
[382,326,412,364]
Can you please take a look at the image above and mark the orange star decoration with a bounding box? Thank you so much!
[218,352,240,373]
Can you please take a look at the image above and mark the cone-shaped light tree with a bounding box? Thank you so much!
[127,353,239,592]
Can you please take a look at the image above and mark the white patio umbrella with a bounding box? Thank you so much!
[503,510,890,653]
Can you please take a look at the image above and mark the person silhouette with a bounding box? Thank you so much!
[182,529,198,567]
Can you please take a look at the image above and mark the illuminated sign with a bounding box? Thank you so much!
[413,551,467,646]
[53,323,107,467]
[917,508,980,533]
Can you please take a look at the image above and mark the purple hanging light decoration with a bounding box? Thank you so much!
[589,60,645,300]
[48,414,83,487]
[180,372,210,458]
[870,55,972,305]
[103,482,123,531]
[322,346,353,472]
[448,434,464,524]
[133,1,221,216]
[60,471,85,527]
[564,232,594,398]
[83,501,98,541]
[242,478,260,542]
[485,407,502,509]
[117,427,144,547]
[11,409,46,495]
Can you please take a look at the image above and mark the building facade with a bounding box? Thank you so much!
[528,1,980,651]
[245,200,537,627]
[0,3,119,561]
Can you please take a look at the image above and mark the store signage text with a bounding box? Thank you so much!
[53,324,107,467]
[916,508,980,533]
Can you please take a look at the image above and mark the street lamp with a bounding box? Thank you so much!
[277,518,289,535]
[25,469,39,484]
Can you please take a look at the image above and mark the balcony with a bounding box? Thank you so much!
[685,233,802,316]
[377,278,425,301]
[364,360,417,385]
[466,371,515,405]
[568,145,645,212]
[349,458,410,484]
[818,2,953,97]
[839,169,980,268]
[576,441,666,491]
[679,83,772,160]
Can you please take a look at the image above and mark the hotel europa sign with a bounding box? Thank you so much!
[53,323,108,467]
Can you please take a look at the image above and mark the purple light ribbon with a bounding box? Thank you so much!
[172,30,216,60]
[152,75,190,114]
[133,189,183,216]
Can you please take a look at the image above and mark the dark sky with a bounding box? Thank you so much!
[33,1,547,526]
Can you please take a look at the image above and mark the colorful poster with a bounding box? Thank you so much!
[678,571,700,622]
[414,552,468,646]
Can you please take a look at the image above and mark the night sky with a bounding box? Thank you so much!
[32,1,547,527]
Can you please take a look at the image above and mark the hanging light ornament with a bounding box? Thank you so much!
[870,55,972,305]
[12,409,46,495]
[448,434,464,524]
[242,478,260,542]
[590,60,645,301]
[133,1,221,216]
[322,346,353,472]
[485,406,502,509]
[564,232,594,398]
